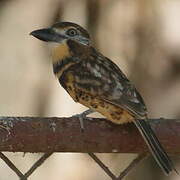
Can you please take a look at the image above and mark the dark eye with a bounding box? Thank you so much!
[66,28,78,36]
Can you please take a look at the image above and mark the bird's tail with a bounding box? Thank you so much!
[134,119,176,175]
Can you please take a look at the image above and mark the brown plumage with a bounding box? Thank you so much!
[30,21,177,175]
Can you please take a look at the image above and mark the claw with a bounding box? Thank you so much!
[72,109,93,131]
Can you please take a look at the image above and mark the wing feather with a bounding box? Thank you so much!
[69,47,147,118]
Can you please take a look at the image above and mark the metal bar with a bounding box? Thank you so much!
[0,152,25,179]
[0,117,179,153]
[24,152,53,178]
[88,153,117,179]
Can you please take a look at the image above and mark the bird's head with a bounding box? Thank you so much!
[30,22,91,46]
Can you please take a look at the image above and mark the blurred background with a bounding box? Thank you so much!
[0,0,180,179]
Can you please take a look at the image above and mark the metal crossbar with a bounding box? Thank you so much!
[0,151,147,180]
[0,116,178,179]
[0,152,53,180]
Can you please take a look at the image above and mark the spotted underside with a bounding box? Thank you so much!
[67,76,134,124]
[52,39,147,124]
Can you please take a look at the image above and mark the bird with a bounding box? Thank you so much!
[30,21,176,175]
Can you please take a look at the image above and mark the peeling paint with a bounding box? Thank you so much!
[112,149,118,152]
[50,122,57,132]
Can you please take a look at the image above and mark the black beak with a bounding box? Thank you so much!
[30,28,58,42]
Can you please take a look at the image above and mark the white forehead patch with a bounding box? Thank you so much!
[53,27,66,34]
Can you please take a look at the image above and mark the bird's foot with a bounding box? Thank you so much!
[72,109,93,132]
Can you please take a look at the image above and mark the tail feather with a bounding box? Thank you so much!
[134,119,176,175]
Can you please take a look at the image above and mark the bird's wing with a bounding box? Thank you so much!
[71,47,147,118]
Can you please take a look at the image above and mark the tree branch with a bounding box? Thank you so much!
[0,117,179,153]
